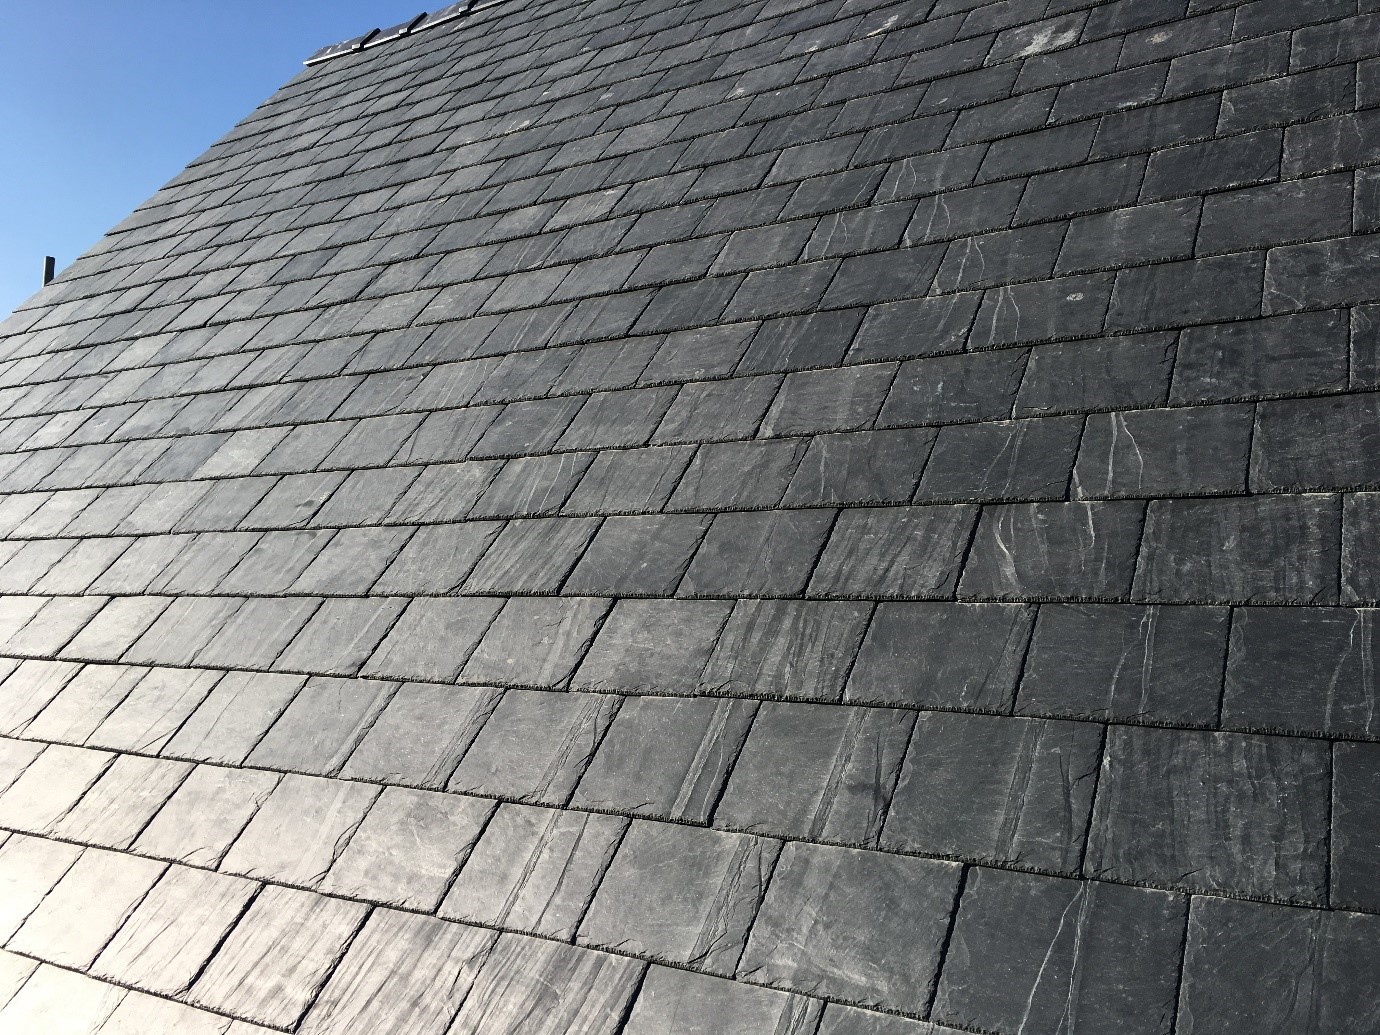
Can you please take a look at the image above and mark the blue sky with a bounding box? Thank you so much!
[0,1,433,317]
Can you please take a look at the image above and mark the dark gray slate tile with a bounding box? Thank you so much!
[462,597,611,688]
[361,596,502,684]
[1224,607,1380,737]
[819,1004,961,1034]
[641,324,756,384]
[1218,66,1357,134]
[1253,394,1380,491]
[821,245,947,308]
[88,667,221,754]
[782,428,936,507]
[563,515,711,596]
[1344,492,1380,603]
[470,453,595,519]
[1264,235,1380,314]
[163,671,305,765]
[970,273,1116,349]
[579,822,778,976]
[1134,495,1341,604]
[668,439,808,511]
[558,387,678,451]
[623,967,822,1035]
[739,842,962,1013]
[809,505,978,599]
[1176,897,1380,1034]
[960,501,1145,600]
[276,598,410,676]
[573,599,732,695]
[1015,155,1147,223]
[1171,310,1349,403]
[917,416,1083,502]
[1140,130,1281,201]
[847,602,1035,711]
[563,446,694,515]
[384,461,499,524]
[700,599,872,702]
[760,363,896,438]
[1086,726,1330,902]
[298,910,494,1035]
[1073,404,1252,498]
[715,702,914,847]
[247,676,394,776]
[1056,199,1199,275]
[846,294,981,363]
[1020,603,1229,725]
[932,224,1068,295]
[1016,333,1177,417]
[462,518,599,594]
[907,181,1026,244]
[1197,175,1353,255]
[738,311,866,376]
[321,785,493,910]
[371,523,499,595]
[885,713,1102,872]
[341,682,500,788]
[1333,742,1380,912]
[441,804,626,940]
[681,509,836,598]
[133,766,280,867]
[1105,254,1265,332]
[879,350,1029,427]
[447,689,620,805]
[572,696,757,823]
[448,934,643,1035]
[933,869,1187,1035]
[653,375,781,444]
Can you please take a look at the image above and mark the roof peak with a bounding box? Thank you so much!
[303,0,502,66]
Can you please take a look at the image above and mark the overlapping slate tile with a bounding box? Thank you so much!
[623,967,823,1035]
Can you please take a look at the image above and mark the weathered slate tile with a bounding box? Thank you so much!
[740,842,962,1014]
[933,869,1187,1035]
[738,311,866,376]
[782,428,936,507]
[291,526,415,594]
[1020,604,1229,725]
[1176,897,1380,1033]
[0,966,124,1033]
[624,966,823,1035]
[273,598,409,676]
[248,676,394,775]
[808,505,978,599]
[668,439,809,511]
[10,847,165,969]
[469,453,594,518]
[699,599,871,703]
[1263,235,1380,314]
[24,664,146,744]
[220,773,379,887]
[190,885,368,1029]
[1344,493,1380,603]
[760,364,896,438]
[573,600,732,695]
[448,689,620,805]
[716,702,913,847]
[1134,495,1341,604]
[122,597,241,666]
[563,445,694,514]
[52,754,190,849]
[1252,394,1380,491]
[134,765,280,867]
[0,744,111,832]
[371,523,499,595]
[162,670,305,765]
[441,803,626,940]
[846,294,980,363]
[385,461,498,524]
[299,909,496,1035]
[1016,332,1177,417]
[1056,198,1199,274]
[1086,726,1330,902]
[1172,310,1348,403]
[322,786,493,910]
[0,738,41,797]
[847,602,1035,710]
[884,713,1102,872]
[1074,405,1252,499]
[818,1003,963,1034]
[87,667,222,754]
[99,989,240,1035]
[93,866,257,995]
[879,350,1028,427]
[448,935,644,1035]
[462,518,599,593]
[341,683,501,788]
[1197,174,1353,254]
[0,834,83,940]
[917,416,1083,502]
[960,501,1145,600]
[681,510,836,597]
[361,597,503,682]
[1106,254,1265,332]
[572,696,757,823]
[193,597,321,670]
[1333,742,1380,913]
[1224,608,1380,737]
[216,529,331,594]
[653,376,781,444]
[563,516,710,597]
[59,596,171,661]
[1140,130,1281,201]
[579,822,778,975]
[0,659,84,736]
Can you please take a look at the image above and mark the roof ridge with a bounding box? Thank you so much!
[303,0,508,67]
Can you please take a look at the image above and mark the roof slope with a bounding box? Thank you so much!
[0,0,1378,1031]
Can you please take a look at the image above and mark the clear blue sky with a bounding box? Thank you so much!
[0,1,434,317]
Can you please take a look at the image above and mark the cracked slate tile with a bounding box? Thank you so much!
[1086,726,1330,903]
[932,868,1187,1035]
[440,803,627,941]
[298,909,496,1035]
[623,966,823,1035]
[1020,603,1230,726]
[219,772,379,887]
[716,702,913,847]
[1073,404,1252,499]
[447,934,644,1035]
[92,865,257,996]
[321,786,493,910]
[340,683,501,788]
[883,712,1102,873]
[447,689,620,805]
[571,695,757,823]
[739,842,962,1014]
[579,821,778,976]
[134,765,280,867]
[189,884,368,1030]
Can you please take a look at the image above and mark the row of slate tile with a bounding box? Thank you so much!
[2,652,1378,910]
[3,596,1379,736]
[2,806,1378,1033]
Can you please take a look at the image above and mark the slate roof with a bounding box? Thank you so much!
[0,0,1378,1031]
